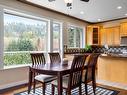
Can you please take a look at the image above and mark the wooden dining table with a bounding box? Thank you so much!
[28,62,72,95]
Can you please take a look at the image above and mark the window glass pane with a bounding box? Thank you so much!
[4,13,48,66]
[68,28,75,47]
[68,26,83,48]
[53,22,60,51]
[76,28,81,47]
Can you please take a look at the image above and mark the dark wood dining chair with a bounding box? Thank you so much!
[48,52,61,64]
[30,53,55,95]
[82,53,100,95]
[51,54,88,95]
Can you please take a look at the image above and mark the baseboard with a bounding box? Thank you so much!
[0,80,28,93]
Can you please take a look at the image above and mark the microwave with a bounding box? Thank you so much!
[120,36,127,46]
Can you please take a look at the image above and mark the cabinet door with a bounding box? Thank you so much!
[93,28,99,44]
[106,28,113,45]
[120,23,127,36]
[100,29,107,45]
[87,26,99,45]
[86,27,93,45]
[113,27,120,45]
[101,27,120,45]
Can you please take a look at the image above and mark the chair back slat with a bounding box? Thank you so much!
[49,53,61,64]
[85,53,100,82]
[30,53,46,66]
[68,54,88,89]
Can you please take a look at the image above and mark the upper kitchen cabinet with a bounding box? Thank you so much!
[86,26,100,45]
[113,27,120,45]
[120,22,127,36]
[100,26,120,45]
[100,28,107,45]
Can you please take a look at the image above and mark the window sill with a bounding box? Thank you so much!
[3,64,32,70]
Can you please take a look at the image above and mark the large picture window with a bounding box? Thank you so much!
[68,26,84,48]
[4,13,48,66]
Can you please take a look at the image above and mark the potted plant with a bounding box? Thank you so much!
[85,45,92,53]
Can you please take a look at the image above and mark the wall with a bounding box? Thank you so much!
[0,0,89,89]
[0,66,29,89]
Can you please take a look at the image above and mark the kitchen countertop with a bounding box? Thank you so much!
[100,53,127,58]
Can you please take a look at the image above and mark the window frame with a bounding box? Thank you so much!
[4,12,49,52]
[67,25,84,48]
[2,8,52,69]
[0,7,4,69]
[52,21,63,52]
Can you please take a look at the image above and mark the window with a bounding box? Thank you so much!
[53,22,61,52]
[68,26,84,48]
[4,13,48,66]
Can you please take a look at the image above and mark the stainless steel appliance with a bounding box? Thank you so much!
[120,36,127,46]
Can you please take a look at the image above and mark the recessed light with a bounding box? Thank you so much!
[80,11,84,14]
[117,6,122,10]
[98,19,101,21]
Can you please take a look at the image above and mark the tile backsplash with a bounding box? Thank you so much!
[92,45,127,54]
[64,45,127,54]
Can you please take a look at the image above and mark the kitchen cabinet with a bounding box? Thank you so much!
[106,28,114,45]
[86,26,99,45]
[100,28,107,45]
[86,26,93,45]
[113,27,120,45]
[98,55,127,84]
[100,26,120,45]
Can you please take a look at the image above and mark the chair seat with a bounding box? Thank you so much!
[35,74,56,82]
[51,76,69,88]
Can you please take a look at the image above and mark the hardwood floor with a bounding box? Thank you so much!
[1,83,127,95]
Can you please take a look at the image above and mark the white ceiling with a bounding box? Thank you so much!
[26,0,127,23]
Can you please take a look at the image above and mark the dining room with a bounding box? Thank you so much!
[0,0,127,95]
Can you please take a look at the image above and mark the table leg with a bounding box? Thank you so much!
[28,67,32,94]
[58,72,62,95]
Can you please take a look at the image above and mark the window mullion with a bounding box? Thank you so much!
[0,7,4,69]
[49,20,53,52]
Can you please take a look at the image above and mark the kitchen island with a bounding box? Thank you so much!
[97,53,127,84]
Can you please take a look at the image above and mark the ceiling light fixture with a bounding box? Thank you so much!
[64,0,73,9]
[80,11,84,14]
[117,6,122,10]
[125,14,127,16]
[43,0,89,9]
[98,19,101,21]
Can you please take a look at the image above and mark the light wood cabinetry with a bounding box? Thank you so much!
[106,28,114,45]
[120,22,127,36]
[98,55,127,84]
[100,26,120,45]
[87,22,127,45]
[87,26,93,45]
[100,28,107,45]
[86,26,99,45]
[113,27,120,45]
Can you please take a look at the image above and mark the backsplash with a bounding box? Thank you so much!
[92,45,127,54]
[64,45,127,54]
